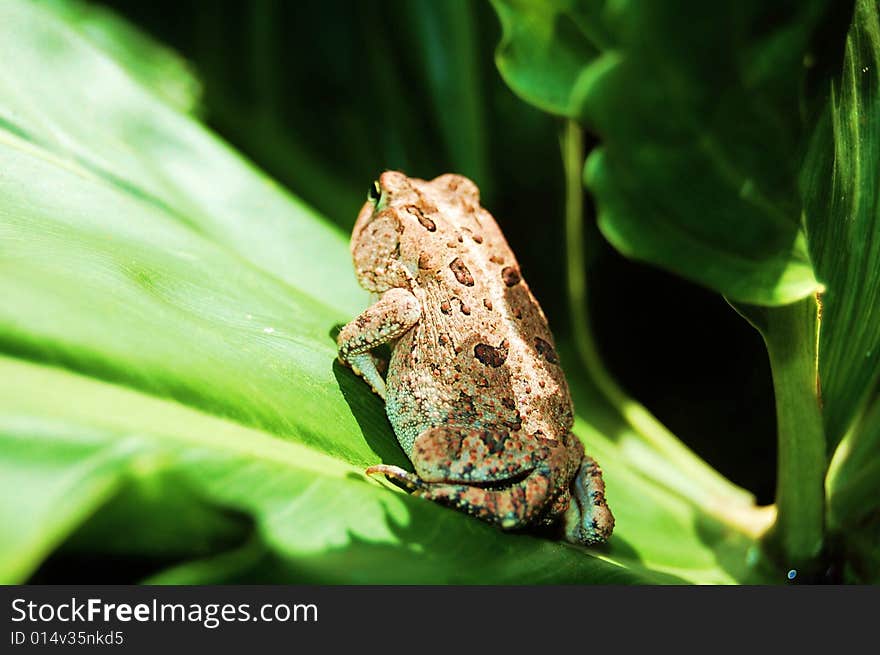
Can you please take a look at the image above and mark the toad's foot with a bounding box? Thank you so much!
[563,455,615,546]
[365,464,426,492]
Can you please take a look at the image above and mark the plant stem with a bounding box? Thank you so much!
[560,120,765,531]
[763,297,826,565]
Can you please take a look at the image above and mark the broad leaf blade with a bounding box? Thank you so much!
[491,0,825,305]
[3,352,766,584]
[41,0,202,114]
[827,389,880,530]
[1,355,689,585]
[802,0,880,452]
[399,0,491,196]
[0,0,768,585]
[0,0,362,313]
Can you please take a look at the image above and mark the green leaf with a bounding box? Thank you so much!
[492,0,825,305]
[0,0,364,314]
[204,0,499,227]
[398,0,492,197]
[491,0,608,117]
[2,354,760,584]
[40,0,202,114]
[804,0,880,574]
[560,121,763,528]
[0,0,775,584]
[827,382,880,583]
[827,388,880,531]
[801,0,880,453]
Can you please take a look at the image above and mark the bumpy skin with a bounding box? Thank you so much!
[337,171,614,545]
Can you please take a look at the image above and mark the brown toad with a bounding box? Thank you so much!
[337,171,614,545]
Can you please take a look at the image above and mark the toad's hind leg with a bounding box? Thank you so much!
[416,471,553,529]
[410,426,550,484]
[369,427,580,531]
[367,462,556,530]
[564,454,614,546]
[366,464,550,529]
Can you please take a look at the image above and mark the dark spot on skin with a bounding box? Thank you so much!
[407,204,436,231]
[483,298,493,311]
[444,433,466,460]
[502,266,521,286]
[480,431,508,455]
[514,308,523,319]
[449,257,474,286]
[447,241,458,248]
[459,301,471,316]
[472,234,483,244]
[418,252,432,269]
[534,337,559,364]
[490,255,504,265]
[505,411,522,431]
[474,342,509,367]
[457,234,464,243]
[438,334,450,347]
[501,397,516,410]
[440,300,452,314]
[458,391,476,415]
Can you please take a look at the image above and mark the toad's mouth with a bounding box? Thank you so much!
[366,462,536,492]
[462,468,534,490]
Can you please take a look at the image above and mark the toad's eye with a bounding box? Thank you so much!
[368,180,382,204]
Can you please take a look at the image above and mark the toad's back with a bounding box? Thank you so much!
[377,174,574,455]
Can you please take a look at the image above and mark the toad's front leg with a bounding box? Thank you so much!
[368,426,579,530]
[336,287,420,399]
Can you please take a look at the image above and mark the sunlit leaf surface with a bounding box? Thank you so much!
[0,1,770,584]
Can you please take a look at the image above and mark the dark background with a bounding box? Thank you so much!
[92,0,779,504]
